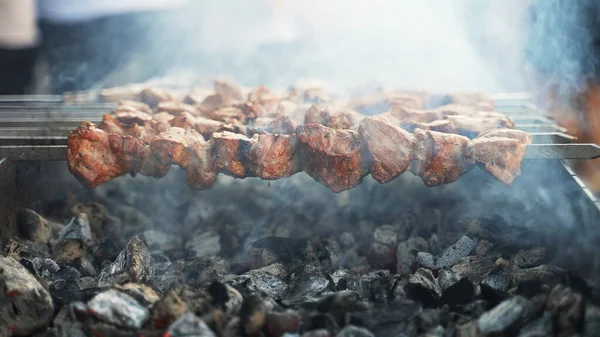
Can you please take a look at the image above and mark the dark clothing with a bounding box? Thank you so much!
[0,47,38,95]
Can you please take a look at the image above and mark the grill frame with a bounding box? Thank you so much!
[0,93,599,245]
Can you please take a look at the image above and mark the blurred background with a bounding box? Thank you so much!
[1,0,600,189]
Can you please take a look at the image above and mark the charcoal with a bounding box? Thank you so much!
[0,256,54,335]
[264,310,301,337]
[451,255,499,284]
[420,325,445,337]
[336,325,375,337]
[477,296,530,336]
[86,289,149,329]
[94,238,122,265]
[302,329,333,337]
[416,308,445,332]
[186,231,221,258]
[317,291,367,326]
[475,240,494,255]
[31,257,60,279]
[283,264,334,307]
[152,288,189,329]
[511,247,547,269]
[390,276,409,300]
[115,283,160,307]
[440,277,476,307]
[546,285,584,337]
[302,313,340,334]
[517,311,552,337]
[70,201,110,239]
[240,294,268,336]
[359,270,391,303]
[416,236,477,270]
[454,322,478,337]
[207,280,243,316]
[396,237,429,275]
[18,208,52,243]
[480,283,509,308]
[5,237,50,260]
[153,285,213,328]
[368,225,397,269]
[77,277,97,290]
[49,276,83,309]
[346,300,422,336]
[514,265,567,289]
[482,273,510,293]
[437,269,460,292]
[249,237,309,267]
[53,214,93,265]
[583,305,600,337]
[405,269,441,308]
[142,230,183,251]
[168,312,216,337]
[72,256,96,277]
[330,270,361,292]
[182,256,229,286]
[98,236,154,287]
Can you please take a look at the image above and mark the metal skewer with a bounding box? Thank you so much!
[2,143,600,162]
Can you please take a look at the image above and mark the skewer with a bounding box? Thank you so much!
[2,143,600,161]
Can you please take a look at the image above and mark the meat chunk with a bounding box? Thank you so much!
[215,79,244,101]
[450,92,495,111]
[249,133,300,179]
[98,114,159,143]
[359,118,415,184]
[68,122,144,188]
[137,146,171,178]
[296,124,367,192]
[208,106,247,124]
[117,100,152,114]
[98,114,125,134]
[156,101,198,116]
[248,116,297,136]
[194,117,232,139]
[410,129,473,187]
[211,131,255,178]
[304,104,330,125]
[149,127,204,168]
[186,139,217,190]
[99,86,143,103]
[171,111,196,129]
[196,94,230,114]
[400,119,454,134]
[248,85,279,113]
[140,87,176,107]
[445,115,514,138]
[389,92,426,110]
[464,129,532,184]
[113,108,153,126]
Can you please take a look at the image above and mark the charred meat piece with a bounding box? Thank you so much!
[194,117,234,139]
[138,146,171,178]
[140,87,176,107]
[68,122,144,188]
[389,92,426,110]
[248,116,297,136]
[297,124,367,192]
[215,79,245,101]
[113,108,153,126]
[208,106,247,124]
[359,118,415,184]
[98,114,159,143]
[445,115,514,138]
[249,133,300,180]
[248,85,279,114]
[172,111,197,129]
[392,107,443,123]
[98,114,125,135]
[450,92,495,111]
[117,100,152,114]
[99,86,143,103]
[304,104,331,125]
[186,140,217,190]
[211,131,255,178]
[410,129,474,187]
[156,101,198,116]
[400,119,454,134]
[196,94,230,115]
[464,129,532,184]
[150,127,205,168]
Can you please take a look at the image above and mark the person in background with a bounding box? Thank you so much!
[0,0,190,95]
[0,0,38,94]
[526,0,600,192]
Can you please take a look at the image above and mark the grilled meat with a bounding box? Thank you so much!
[464,129,532,184]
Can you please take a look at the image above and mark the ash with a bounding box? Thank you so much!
[1,166,600,337]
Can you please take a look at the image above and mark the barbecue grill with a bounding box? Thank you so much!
[2,92,600,336]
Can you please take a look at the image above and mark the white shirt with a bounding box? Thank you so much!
[37,0,189,23]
